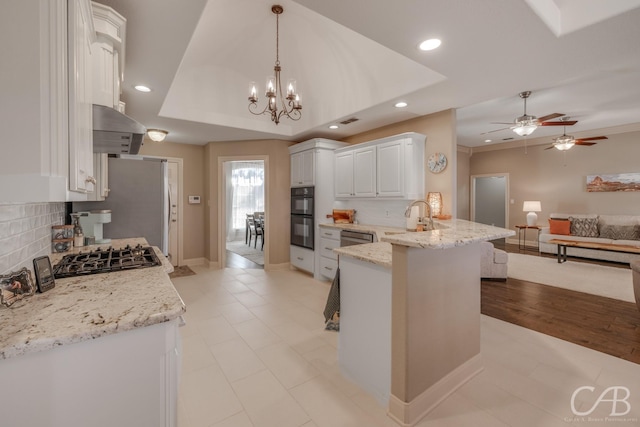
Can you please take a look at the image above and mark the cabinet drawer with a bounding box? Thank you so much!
[290,245,314,273]
[319,257,338,280]
[319,228,340,240]
[320,238,340,260]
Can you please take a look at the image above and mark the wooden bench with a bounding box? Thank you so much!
[548,238,640,263]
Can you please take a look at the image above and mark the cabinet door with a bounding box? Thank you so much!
[353,146,376,197]
[68,0,95,193]
[334,151,354,198]
[92,40,117,108]
[376,139,404,197]
[291,150,315,187]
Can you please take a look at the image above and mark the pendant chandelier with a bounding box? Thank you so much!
[248,5,302,125]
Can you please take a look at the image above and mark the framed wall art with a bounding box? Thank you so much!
[586,173,640,192]
[0,267,36,307]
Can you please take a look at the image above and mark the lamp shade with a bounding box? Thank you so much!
[512,123,537,136]
[426,192,443,216]
[522,201,541,212]
[523,200,541,226]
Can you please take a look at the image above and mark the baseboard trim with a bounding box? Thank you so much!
[387,354,484,426]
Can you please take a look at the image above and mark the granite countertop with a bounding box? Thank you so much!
[326,219,514,268]
[0,238,185,360]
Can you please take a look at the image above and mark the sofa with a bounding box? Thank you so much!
[480,241,508,280]
[539,213,640,263]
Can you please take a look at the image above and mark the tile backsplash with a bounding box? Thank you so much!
[0,203,65,275]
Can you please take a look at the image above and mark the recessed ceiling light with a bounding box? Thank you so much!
[395,101,408,108]
[418,38,441,51]
[134,85,152,92]
[484,139,492,143]
[328,125,339,129]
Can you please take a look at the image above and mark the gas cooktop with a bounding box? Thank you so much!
[53,244,162,279]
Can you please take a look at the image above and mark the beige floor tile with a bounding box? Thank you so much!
[180,364,243,427]
[487,395,568,427]
[289,375,385,427]
[181,333,217,374]
[210,338,267,382]
[232,370,310,427]
[256,342,320,389]
[234,290,268,308]
[211,411,255,427]
[415,392,510,427]
[221,279,251,294]
[197,315,240,347]
[218,301,257,324]
[233,318,282,350]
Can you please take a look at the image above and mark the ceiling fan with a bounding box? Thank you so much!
[544,126,608,150]
[482,91,577,136]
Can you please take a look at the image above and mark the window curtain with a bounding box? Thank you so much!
[226,161,265,241]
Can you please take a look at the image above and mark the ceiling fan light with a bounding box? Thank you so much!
[147,129,168,142]
[554,141,575,151]
[512,123,537,136]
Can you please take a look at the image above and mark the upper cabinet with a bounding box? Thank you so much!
[0,0,98,202]
[290,150,315,187]
[334,133,425,200]
[91,2,126,110]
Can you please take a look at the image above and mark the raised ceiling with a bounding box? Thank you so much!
[97,0,640,147]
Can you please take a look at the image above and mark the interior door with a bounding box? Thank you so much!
[472,174,508,228]
[167,161,179,266]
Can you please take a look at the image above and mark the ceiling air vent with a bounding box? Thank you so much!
[502,137,514,141]
[339,117,360,125]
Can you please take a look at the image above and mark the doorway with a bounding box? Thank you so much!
[471,174,509,230]
[219,157,268,269]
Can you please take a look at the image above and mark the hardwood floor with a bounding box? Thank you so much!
[482,243,640,364]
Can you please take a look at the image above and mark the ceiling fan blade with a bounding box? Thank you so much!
[544,145,555,150]
[480,127,510,135]
[540,120,578,126]
[537,113,564,122]
[489,122,515,125]
[574,141,597,146]
[576,136,608,142]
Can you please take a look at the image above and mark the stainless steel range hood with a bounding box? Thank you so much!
[92,104,146,155]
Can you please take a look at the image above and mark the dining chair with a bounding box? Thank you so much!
[245,214,254,245]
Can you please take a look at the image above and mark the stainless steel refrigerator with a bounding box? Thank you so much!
[74,156,169,254]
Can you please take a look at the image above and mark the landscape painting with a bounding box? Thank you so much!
[586,173,640,192]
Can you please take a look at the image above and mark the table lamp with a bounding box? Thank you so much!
[523,201,541,226]
[427,192,443,217]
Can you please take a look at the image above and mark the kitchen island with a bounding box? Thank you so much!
[328,220,513,426]
[0,238,185,427]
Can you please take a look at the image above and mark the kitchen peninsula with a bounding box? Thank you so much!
[327,220,514,426]
[0,238,185,427]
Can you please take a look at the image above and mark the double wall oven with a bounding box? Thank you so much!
[290,186,314,250]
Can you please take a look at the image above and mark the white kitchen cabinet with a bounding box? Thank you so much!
[87,153,110,201]
[318,226,340,280]
[289,139,348,280]
[334,132,425,200]
[290,149,315,187]
[0,0,96,202]
[68,0,96,194]
[92,2,126,109]
[0,319,180,427]
[290,245,314,273]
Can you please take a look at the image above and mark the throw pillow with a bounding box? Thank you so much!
[549,218,570,235]
[569,217,599,237]
[599,225,640,240]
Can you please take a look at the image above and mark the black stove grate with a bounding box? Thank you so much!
[53,244,162,279]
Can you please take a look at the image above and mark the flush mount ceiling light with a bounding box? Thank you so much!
[394,101,408,108]
[248,5,301,125]
[328,124,339,129]
[418,38,441,51]
[147,129,168,142]
[134,85,151,92]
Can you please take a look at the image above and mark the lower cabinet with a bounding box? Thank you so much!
[0,320,181,427]
[318,227,340,280]
[290,245,314,274]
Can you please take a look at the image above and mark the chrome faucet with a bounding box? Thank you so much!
[404,200,434,229]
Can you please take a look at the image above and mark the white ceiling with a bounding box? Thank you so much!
[97,0,640,148]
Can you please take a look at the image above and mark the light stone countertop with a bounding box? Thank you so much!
[0,238,185,360]
[324,219,514,268]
